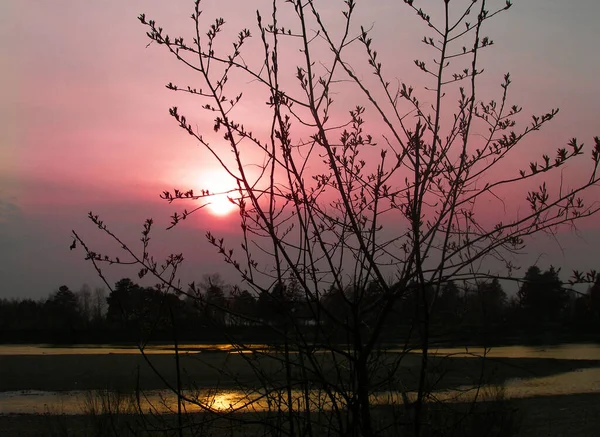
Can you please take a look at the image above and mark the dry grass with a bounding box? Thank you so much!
[3,393,600,436]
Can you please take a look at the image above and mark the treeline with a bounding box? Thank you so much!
[0,284,108,343]
[1,266,599,344]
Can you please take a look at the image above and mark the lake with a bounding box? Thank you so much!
[1,343,599,415]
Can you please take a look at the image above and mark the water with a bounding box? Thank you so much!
[422,343,600,360]
[0,343,269,356]
[1,343,599,415]
[5,343,599,359]
[0,388,256,415]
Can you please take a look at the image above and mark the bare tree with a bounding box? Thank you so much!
[73,1,599,436]
[92,286,107,322]
[77,283,92,323]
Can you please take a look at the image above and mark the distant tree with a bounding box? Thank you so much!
[106,278,182,337]
[45,285,81,331]
[180,292,204,330]
[267,280,312,326]
[387,282,435,330]
[285,275,305,310]
[462,285,481,326]
[142,286,183,332]
[320,285,350,329]
[199,273,228,325]
[478,278,507,323]
[586,273,600,320]
[91,286,107,323]
[0,298,45,332]
[106,278,144,326]
[76,283,92,323]
[230,287,257,325]
[256,288,279,325]
[434,280,463,325]
[518,266,568,323]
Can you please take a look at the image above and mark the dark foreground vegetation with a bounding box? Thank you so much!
[2,267,600,345]
[4,393,600,437]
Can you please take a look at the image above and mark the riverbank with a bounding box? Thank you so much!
[2,347,599,435]
[1,393,599,436]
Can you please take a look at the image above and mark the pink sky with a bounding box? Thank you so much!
[1,0,599,298]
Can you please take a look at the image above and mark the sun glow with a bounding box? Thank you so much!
[206,192,237,216]
[199,169,238,217]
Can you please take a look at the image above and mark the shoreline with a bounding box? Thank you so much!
[2,346,599,435]
[1,393,600,437]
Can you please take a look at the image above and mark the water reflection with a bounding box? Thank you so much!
[3,366,600,416]
[0,343,271,356]
[1,343,600,415]
[419,343,600,360]
[3,343,600,359]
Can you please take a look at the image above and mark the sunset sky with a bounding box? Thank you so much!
[1,0,599,299]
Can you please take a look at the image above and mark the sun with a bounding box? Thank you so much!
[206,192,237,216]
[198,169,238,217]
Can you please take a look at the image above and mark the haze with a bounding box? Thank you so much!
[1,0,599,299]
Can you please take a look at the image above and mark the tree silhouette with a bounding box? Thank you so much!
[45,285,80,333]
[200,275,228,325]
[518,266,568,324]
[435,280,463,325]
[586,273,600,320]
[106,278,144,326]
[73,1,600,436]
[478,278,507,323]
[229,287,258,325]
